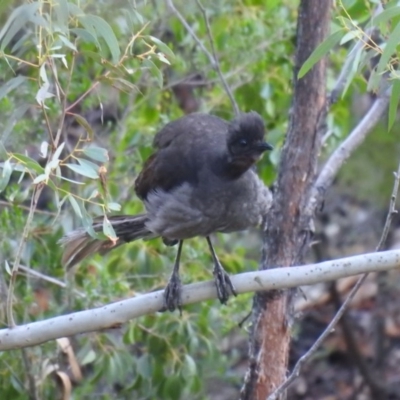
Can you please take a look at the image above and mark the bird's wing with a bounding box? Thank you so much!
[152,113,226,148]
[135,114,228,200]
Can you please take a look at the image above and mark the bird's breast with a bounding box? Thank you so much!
[143,170,272,240]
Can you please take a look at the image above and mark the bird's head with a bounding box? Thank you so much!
[226,111,273,174]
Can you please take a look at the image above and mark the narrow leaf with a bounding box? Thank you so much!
[107,202,121,211]
[82,146,109,163]
[0,159,13,192]
[4,260,11,275]
[0,2,41,50]
[366,6,400,30]
[389,79,400,131]
[33,174,48,184]
[148,36,176,60]
[142,59,163,88]
[298,29,345,79]
[70,28,97,44]
[52,142,65,162]
[77,158,100,177]
[1,104,30,142]
[65,163,98,179]
[103,216,118,241]
[0,76,27,102]
[376,22,400,79]
[79,15,120,64]
[40,141,49,158]
[71,114,94,139]
[68,195,83,218]
[12,153,44,174]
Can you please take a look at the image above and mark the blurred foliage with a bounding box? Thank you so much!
[0,0,399,398]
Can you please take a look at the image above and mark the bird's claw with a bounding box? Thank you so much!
[162,272,182,314]
[213,262,237,304]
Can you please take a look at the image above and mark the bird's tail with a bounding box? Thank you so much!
[60,214,156,268]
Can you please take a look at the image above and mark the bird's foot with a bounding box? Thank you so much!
[213,262,237,304]
[162,271,182,314]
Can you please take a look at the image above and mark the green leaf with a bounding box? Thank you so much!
[68,195,83,218]
[71,28,97,45]
[132,9,145,24]
[366,6,400,30]
[33,174,48,184]
[341,46,364,98]
[112,78,139,93]
[298,29,345,79]
[142,59,163,88]
[71,114,94,139]
[0,159,13,192]
[60,175,85,185]
[54,0,69,31]
[12,153,44,174]
[107,202,121,211]
[80,350,96,366]
[389,79,400,131]
[183,354,197,377]
[1,104,30,142]
[340,30,359,45]
[0,76,27,102]
[148,36,176,61]
[4,260,11,275]
[376,22,400,79]
[65,162,98,179]
[136,354,152,379]
[77,158,100,177]
[79,15,120,64]
[0,2,41,50]
[82,146,109,163]
[58,34,77,51]
[52,142,65,163]
[103,216,117,240]
[40,141,49,159]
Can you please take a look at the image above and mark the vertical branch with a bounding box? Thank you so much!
[240,1,331,399]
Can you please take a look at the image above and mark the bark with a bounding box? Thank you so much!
[240,1,331,399]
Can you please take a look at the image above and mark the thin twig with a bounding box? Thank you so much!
[330,4,384,103]
[165,0,240,115]
[0,200,57,216]
[311,92,390,211]
[6,185,44,327]
[268,160,400,400]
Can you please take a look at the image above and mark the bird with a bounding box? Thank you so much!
[60,111,273,312]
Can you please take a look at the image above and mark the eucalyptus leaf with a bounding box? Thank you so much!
[389,79,400,131]
[298,29,345,79]
[148,36,176,61]
[12,154,44,174]
[0,76,27,102]
[82,147,109,163]
[65,163,98,179]
[68,195,83,218]
[103,216,117,240]
[79,15,120,64]
[0,159,13,192]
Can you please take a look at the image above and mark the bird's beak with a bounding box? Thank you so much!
[256,142,274,152]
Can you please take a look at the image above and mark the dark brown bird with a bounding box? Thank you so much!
[60,111,273,311]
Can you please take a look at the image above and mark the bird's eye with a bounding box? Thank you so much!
[239,139,248,147]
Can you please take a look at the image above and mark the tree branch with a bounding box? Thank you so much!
[311,92,390,208]
[1,249,400,351]
[165,0,239,115]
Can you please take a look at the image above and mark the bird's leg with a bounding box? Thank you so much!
[163,240,184,313]
[206,236,237,304]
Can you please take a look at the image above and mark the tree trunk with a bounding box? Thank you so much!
[241,1,331,399]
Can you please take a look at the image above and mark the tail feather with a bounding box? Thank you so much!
[59,214,156,268]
